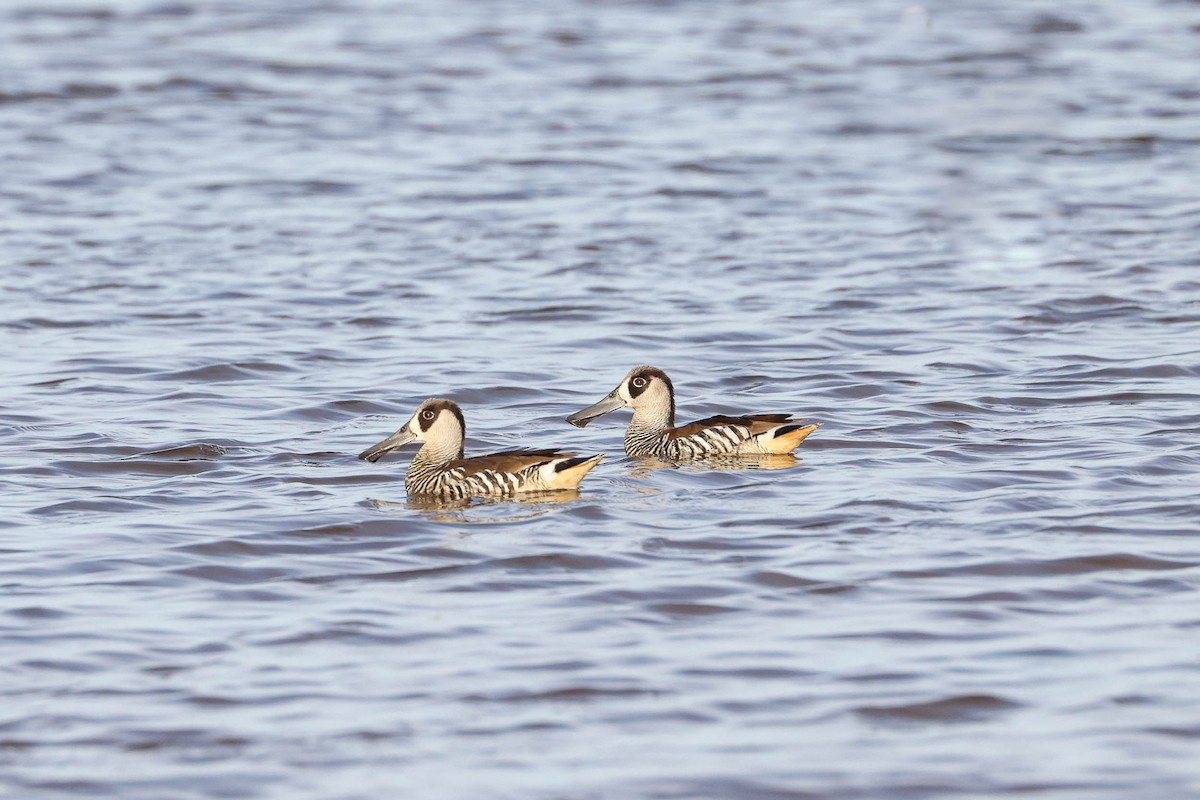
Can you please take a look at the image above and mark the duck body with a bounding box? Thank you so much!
[625,412,818,459]
[360,398,603,498]
[405,448,602,499]
[567,366,818,459]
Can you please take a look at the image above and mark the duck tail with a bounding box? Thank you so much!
[764,422,820,454]
[548,453,605,489]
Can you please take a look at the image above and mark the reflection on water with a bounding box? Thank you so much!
[628,453,803,476]
[3,0,1200,798]
[372,489,584,521]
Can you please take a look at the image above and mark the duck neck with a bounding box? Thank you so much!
[411,438,463,472]
[629,398,674,435]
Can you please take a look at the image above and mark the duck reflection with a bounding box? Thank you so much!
[627,453,802,477]
[369,489,582,523]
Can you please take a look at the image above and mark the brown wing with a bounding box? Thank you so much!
[452,449,569,476]
[668,413,795,440]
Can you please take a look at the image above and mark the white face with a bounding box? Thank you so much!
[410,401,464,443]
[406,405,436,441]
[567,366,673,428]
[621,373,642,402]
[620,368,668,409]
[360,398,465,463]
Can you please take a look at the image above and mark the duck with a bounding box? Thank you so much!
[359,398,604,499]
[566,366,818,459]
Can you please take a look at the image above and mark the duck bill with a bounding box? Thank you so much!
[358,428,416,462]
[566,392,626,428]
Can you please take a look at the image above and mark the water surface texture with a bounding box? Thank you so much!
[3,1,1200,798]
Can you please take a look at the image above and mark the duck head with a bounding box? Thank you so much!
[567,366,675,428]
[359,397,466,462]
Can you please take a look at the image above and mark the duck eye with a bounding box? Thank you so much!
[421,410,435,420]
[632,376,647,388]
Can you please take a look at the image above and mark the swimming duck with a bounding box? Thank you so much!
[359,398,604,498]
[566,366,818,459]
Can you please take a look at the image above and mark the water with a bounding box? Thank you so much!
[3,0,1200,797]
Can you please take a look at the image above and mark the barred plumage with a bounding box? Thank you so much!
[359,398,603,498]
[569,366,819,460]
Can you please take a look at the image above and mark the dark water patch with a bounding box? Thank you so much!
[18,659,104,674]
[213,588,294,603]
[652,186,766,200]
[977,391,1200,408]
[464,685,662,704]
[287,519,429,538]
[636,778,822,800]
[171,565,291,585]
[670,156,782,175]
[303,552,633,586]
[184,692,325,708]
[745,571,826,589]
[574,583,737,608]
[31,497,164,516]
[135,76,273,99]
[492,552,635,572]
[4,316,100,329]
[1027,13,1086,34]
[482,304,605,322]
[936,133,1055,155]
[197,180,357,197]
[285,520,432,537]
[254,58,399,81]
[281,473,399,490]
[1071,363,1200,380]
[841,672,920,684]
[895,554,1197,580]
[135,3,197,19]
[856,694,1021,724]
[580,75,688,90]
[502,157,630,170]
[258,624,432,647]
[641,535,782,554]
[149,362,295,382]
[344,315,401,327]
[6,606,69,620]
[825,123,925,137]
[990,647,1075,660]
[683,666,814,680]
[415,190,531,203]
[500,659,591,673]
[52,457,219,477]
[268,401,393,422]
[1043,138,1169,159]
[11,6,116,20]
[120,729,251,752]
[454,720,569,737]
[833,629,1009,643]
[202,290,255,301]
[1147,725,1200,739]
[643,599,734,618]
[138,443,227,460]
[0,83,119,104]
[174,536,354,558]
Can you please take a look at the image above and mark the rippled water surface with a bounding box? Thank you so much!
[4,1,1200,797]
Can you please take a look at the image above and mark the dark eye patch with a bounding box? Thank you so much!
[626,367,673,411]
[418,400,466,434]
[628,372,653,398]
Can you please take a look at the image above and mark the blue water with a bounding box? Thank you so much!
[3,1,1200,798]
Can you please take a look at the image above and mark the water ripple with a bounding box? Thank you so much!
[3,1,1200,798]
